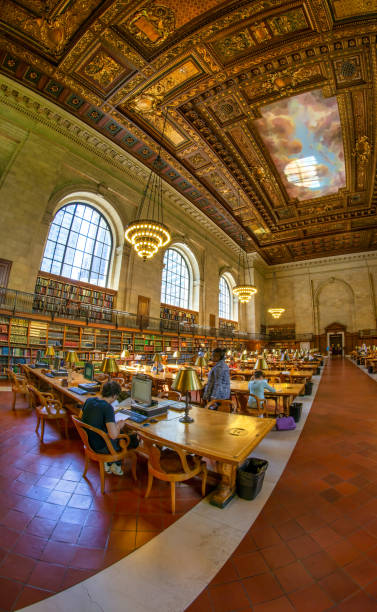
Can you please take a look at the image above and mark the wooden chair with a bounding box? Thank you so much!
[157,390,181,401]
[205,399,233,413]
[267,377,281,414]
[230,373,246,380]
[239,393,266,417]
[27,384,69,442]
[6,368,30,411]
[71,416,137,494]
[140,433,207,514]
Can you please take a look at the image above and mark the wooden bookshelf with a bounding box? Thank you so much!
[160,303,198,325]
[34,272,117,323]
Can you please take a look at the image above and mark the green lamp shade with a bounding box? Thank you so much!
[171,367,202,393]
[66,350,79,364]
[195,356,208,367]
[101,357,119,374]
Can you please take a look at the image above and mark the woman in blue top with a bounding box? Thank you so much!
[248,370,276,408]
[203,347,230,402]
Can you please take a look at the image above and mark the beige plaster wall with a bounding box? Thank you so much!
[263,254,377,334]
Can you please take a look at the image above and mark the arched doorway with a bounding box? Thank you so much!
[325,322,346,355]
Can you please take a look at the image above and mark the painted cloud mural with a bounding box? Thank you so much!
[254,89,345,201]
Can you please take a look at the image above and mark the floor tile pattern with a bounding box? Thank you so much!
[187,358,377,611]
[0,389,203,611]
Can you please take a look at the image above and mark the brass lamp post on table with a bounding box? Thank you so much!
[65,350,79,383]
[173,350,181,365]
[172,367,202,424]
[101,356,119,381]
[45,345,55,368]
[195,355,207,381]
[152,353,163,371]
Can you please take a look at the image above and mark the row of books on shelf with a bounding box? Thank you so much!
[160,306,198,324]
[35,275,115,305]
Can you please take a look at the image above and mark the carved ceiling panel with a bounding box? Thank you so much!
[0,0,377,262]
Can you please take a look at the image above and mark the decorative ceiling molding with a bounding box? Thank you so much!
[0,74,241,256]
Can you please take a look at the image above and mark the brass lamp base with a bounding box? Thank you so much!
[179,412,194,424]
[179,392,194,423]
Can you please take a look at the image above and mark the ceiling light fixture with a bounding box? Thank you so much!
[125,109,171,260]
[268,272,285,319]
[232,194,257,304]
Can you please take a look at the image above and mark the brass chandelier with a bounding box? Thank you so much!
[125,110,171,260]
[232,204,257,303]
[268,272,285,319]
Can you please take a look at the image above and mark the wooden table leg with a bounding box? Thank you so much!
[209,461,237,508]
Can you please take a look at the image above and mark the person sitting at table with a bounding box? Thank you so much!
[248,370,276,410]
[81,381,137,476]
[203,347,230,403]
[152,361,164,373]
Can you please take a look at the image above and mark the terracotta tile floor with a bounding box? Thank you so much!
[0,389,205,612]
[187,358,377,611]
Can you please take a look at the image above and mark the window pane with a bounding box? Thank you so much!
[219,276,231,320]
[40,203,112,286]
[161,248,190,308]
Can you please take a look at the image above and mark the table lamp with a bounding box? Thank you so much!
[101,356,119,380]
[172,367,202,423]
[173,350,181,365]
[65,350,79,383]
[45,345,55,368]
[120,349,130,361]
[153,353,163,372]
[195,355,207,380]
[203,351,209,361]
[254,356,268,370]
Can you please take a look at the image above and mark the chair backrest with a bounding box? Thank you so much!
[205,399,233,413]
[268,376,281,384]
[27,384,56,414]
[157,390,181,400]
[71,415,118,456]
[247,393,265,416]
[231,374,246,381]
[139,432,193,474]
[20,364,31,381]
[7,368,27,391]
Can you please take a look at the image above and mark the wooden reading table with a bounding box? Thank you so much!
[25,367,275,508]
[230,380,305,415]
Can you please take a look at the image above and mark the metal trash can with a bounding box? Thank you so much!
[237,458,268,500]
[305,381,313,395]
[289,402,302,423]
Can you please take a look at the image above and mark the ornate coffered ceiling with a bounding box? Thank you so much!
[0,0,377,263]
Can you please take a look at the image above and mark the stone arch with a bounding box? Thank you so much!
[314,277,356,333]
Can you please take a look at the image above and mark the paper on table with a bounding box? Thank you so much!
[111,400,119,408]
[115,412,130,423]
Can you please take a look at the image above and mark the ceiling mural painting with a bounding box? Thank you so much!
[0,0,376,263]
[254,89,346,201]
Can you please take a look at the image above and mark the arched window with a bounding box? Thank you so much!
[161,247,191,308]
[41,203,112,287]
[219,276,232,320]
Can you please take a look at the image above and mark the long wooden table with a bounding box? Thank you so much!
[230,381,305,415]
[124,407,275,507]
[25,367,275,508]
